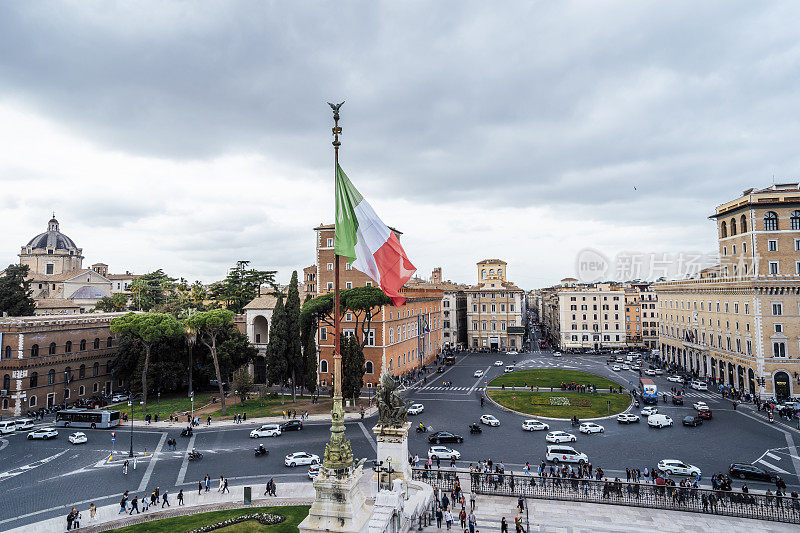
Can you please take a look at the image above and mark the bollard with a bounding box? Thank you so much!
[244,486,252,505]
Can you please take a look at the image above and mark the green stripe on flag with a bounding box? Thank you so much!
[334,164,362,261]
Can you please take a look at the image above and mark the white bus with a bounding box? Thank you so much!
[55,409,121,429]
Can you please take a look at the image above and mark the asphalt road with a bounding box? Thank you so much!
[1,327,799,529]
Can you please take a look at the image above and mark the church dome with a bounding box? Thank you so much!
[25,216,80,253]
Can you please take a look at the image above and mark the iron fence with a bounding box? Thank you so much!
[446,470,799,525]
[411,467,459,492]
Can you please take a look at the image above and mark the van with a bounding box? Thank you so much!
[504,366,515,373]
[647,414,673,428]
[14,418,34,431]
[546,445,588,464]
[0,421,17,435]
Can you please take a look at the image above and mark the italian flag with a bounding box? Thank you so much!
[334,164,416,306]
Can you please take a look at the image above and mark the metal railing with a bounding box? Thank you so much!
[411,467,459,492]
[412,469,800,525]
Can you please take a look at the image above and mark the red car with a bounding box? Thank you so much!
[697,408,712,420]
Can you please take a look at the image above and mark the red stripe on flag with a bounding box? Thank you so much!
[372,231,416,306]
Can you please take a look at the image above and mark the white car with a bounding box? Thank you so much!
[308,464,321,479]
[647,414,673,428]
[658,459,701,478]
[621,364,630,370]
[250,424,281,438]
[473,370,484,378]
[644,369,657,376]
[522,419,549,431]
[690,381,708,391]
[480,414,500,426]
[611,365,621,371]
[111,394,129,402]
[667,375,683,383]
[579,422,604,434]
[552,352,562,357]
[546,445,588,464]
[617,413,640,424]
[692,401,709,411]
[630,365,641,371]
[504,366,515,373]
[407,403,425,415]
[546,431,576,443]
[428,446,461,460]
[640,406,658,416]
[285,452,319,467]
[68,432,88,445]
[27,428,58,440]
[506,350,519,355]
[494,361,503,366]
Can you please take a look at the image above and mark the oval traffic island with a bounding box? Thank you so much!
[487,369,630,419]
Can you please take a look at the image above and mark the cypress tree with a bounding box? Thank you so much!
[284,271,302,401]
[265,294,288,402]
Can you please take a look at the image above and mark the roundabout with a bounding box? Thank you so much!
[487,368,631,419]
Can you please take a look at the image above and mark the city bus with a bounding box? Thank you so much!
[639,378,658,405]
[55,408,121,429]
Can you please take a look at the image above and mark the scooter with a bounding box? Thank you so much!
[254,447,269,457]
[415,425,428,433]
[188,450,203,461]
[180,427,193,437]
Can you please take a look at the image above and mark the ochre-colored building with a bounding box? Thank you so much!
[655,183,800,399]
[313,225,443,388]
[466,259,525,351]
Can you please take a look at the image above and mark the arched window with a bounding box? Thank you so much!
[365,361,374,374]
[740,214,747,233]
[389,328,394,343]
[64,367,72,383]
[79,385,85,396]
[764,211,778,231]
[3,374,9,391]
[31,344,39,357]
[79,364,86,379]
[48,342,57,355]
[498,268,503,276]
[720,221,727,238]
[79,339,86,351]
[4,346,10,359]
[65,341,72,353]
[29,395,36,407]
[481,269,486,279]
[730,218,737,236]
[792,210,800,230]
[107,361,113,374]
[30,372,38,388]
[48,369,55,385]
[93,338,100,350]
[93,362,99,377]
[106,337,113,348]
[320,360,329,373]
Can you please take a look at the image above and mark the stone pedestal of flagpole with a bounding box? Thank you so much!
[297,464,371,533]
[373,421,412,485]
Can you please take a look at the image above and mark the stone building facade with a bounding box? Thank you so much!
[0,313,126,416]
[313,224,443,388]
[466,259,525,350]
[655,183,800,399]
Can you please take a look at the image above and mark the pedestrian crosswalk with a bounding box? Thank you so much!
[418,386,486,392]
[680,391,717,400]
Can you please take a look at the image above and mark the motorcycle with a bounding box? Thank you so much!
[180,427,193,437]
[634,400,640,408]
[415,425,428,433]
[188,450,203,461]
[571,417,580,427]
[469,423,482,434]
[254,447,269,457]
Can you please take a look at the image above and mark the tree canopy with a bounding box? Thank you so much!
[301,286,390,349]
[0,264,35,316]
[95,293,129,313]
[186,308,237,414]
[129,269,177,311]
[209,260,277,314]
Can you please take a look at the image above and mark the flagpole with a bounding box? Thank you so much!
[323,101,352,474]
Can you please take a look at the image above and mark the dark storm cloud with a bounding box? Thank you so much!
[2,0,800,285]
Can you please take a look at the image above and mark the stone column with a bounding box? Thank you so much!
[373,422,412,485]
[298,465,371,533]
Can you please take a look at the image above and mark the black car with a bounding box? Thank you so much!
[672,395,684,405]
[428,431,463,444]
[682,416,702,427]
[280,420,303,431]
[729,463,777,483]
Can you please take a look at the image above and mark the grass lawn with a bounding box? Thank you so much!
[207,395,368,421]
[105,392,213,419]
[108,505,309,533]
[488,369,622,390]
[488,390,631,419]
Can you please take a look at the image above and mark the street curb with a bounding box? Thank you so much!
[483,389,633,422]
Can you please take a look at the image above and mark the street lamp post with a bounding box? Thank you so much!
[157,391,161,420]
[128,399,134,458]
[190,390,194,424]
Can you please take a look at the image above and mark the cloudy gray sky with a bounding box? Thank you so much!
[2,1,799,288]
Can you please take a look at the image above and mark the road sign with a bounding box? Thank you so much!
[606,401,611,405]
[111,436,115,442]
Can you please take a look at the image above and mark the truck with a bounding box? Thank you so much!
[639,378,658,404]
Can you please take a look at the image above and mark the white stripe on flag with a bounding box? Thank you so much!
[352,198,391,285]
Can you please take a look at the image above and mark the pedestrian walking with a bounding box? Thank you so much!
[118,495,128,514]
[222,478,230,493]
[178,489,184,505]
[436,508,443,528]
[162,490,170,507]
[207,415,211,426]
[205,474,210,492]
[444,508,453,530]
[468,510,477,533]
[199,480,203,495]
[88,503,96,521]
[66,509,75,530]
[128,495,140,514]
[219,475,224,492]
[141,495,149,512]
[501,517,508,533]
[470,491,476,510]
[133,456,138,470]
[459,507,467,529]
[122,460,128,475]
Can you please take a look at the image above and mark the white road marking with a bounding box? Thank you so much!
[765,452,781,461]
[784,432,800,481]
[138,432,167,491]
[176,433,195,485]
[756,459,790,474]
[0,450,67,482]
[0,439,8,451]
[467,366,492,395]
[358,421,377,453]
